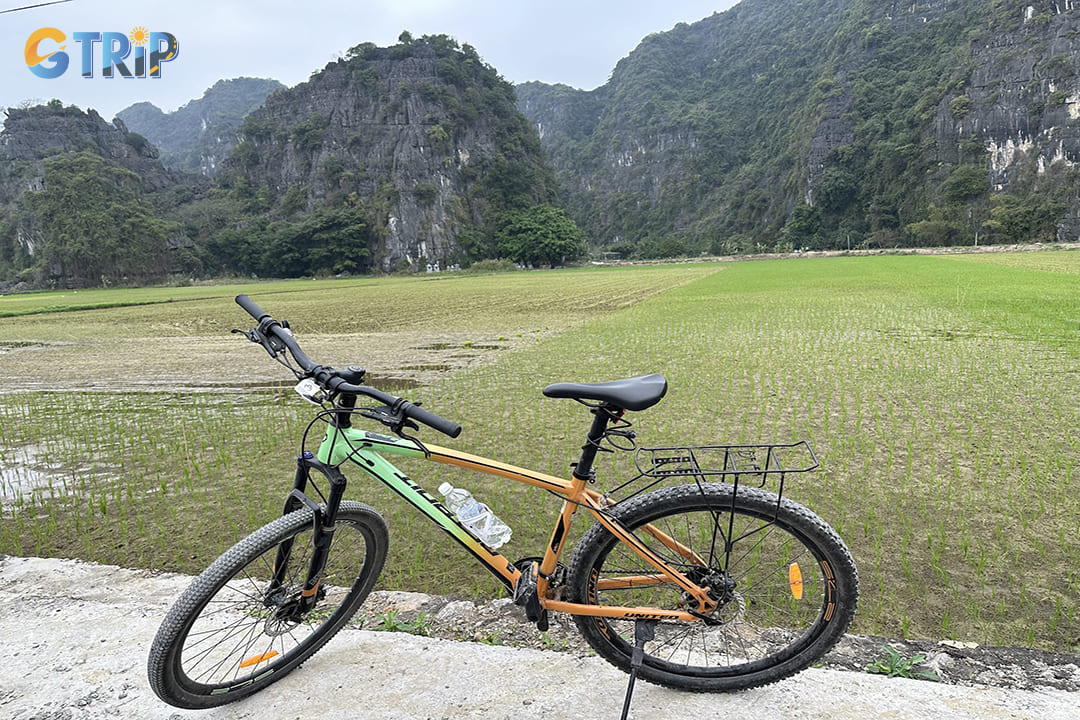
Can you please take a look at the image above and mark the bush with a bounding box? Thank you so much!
[291,114,326,153]
[941,165,989,203]
[463,259,518,274]
[414,182,438,205]
[815,167,859,214]
[948,95,971,119]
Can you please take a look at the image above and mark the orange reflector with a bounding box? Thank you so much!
[239,651,279,668]
[788,563,804,600]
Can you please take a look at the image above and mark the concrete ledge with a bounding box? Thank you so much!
[1,556,1076,719]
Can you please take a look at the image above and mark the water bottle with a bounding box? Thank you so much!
[438,482,512,548]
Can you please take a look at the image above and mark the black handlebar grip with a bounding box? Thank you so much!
[236,294,270,321]
[403,401,463,438]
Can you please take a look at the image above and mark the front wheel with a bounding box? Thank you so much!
[567,483,858,691]
[147,502,388,708]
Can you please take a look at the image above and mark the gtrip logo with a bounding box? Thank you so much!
[25,27,179,79]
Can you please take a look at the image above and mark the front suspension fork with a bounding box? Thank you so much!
[267,451,348,613]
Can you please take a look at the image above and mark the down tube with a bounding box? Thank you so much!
[351,448,520,590]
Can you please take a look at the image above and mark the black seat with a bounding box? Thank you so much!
[542,374,667,412]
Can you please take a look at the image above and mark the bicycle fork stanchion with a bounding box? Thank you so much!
[297,465,348,612]
[267,453,349,614]
[619,619,657,720]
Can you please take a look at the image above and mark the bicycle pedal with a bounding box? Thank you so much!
[512,563,537,606]
[512,561,544,624]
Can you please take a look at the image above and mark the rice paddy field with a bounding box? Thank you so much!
[1,252,1078,652]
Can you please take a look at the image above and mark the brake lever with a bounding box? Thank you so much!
[396,418,421,434]
[357,406,428,455]
[358,406,419,432]
[390,417,429,458]
[232,327,286,358]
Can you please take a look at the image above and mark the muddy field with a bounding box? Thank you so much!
[0,330,529,392]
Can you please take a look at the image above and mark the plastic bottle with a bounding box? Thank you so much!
[438,482,512,548]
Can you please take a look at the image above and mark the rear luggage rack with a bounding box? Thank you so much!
[602,441,819,506]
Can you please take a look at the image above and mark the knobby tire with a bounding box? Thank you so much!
[567,482,858,691]
[147,502,388,709]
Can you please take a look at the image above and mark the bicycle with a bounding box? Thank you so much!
[147,295,859,713]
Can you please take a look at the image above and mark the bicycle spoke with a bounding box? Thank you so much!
[190,613,266,682]
[582,495,837,677]
[167,515,377,692]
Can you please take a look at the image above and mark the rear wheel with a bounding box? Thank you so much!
[147,502,388,708]
[567,483,857,691]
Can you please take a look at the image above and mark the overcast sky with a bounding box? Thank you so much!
[3,0,738,121]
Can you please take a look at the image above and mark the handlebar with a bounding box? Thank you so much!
[235,294,462,438]
[235,293,270,324]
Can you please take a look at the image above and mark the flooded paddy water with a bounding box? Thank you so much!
[0,444,52,505]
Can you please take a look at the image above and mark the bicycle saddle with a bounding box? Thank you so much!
[542,374,668,411]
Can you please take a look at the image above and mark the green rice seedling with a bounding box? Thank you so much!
[1,256,1079,650]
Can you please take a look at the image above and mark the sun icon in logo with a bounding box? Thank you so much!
[129,26,149,46]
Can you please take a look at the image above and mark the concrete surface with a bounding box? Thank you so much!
[0,555,1076,719]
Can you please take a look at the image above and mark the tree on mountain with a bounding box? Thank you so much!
[780,204,823,249]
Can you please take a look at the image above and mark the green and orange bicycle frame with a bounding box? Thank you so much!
[280,421,720,624]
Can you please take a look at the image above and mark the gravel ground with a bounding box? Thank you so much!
[1,555,1077,720]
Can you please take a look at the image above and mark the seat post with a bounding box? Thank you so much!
[573,405,616,481]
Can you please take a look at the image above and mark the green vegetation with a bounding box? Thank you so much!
[1,254,1078,653]
[369,610,431,636]
[866,646,942,682]
[525,0,1080,257]
[203,206,376,277]
[19,151,178,288]
[495,205,585,266]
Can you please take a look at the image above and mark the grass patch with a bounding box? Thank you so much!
[946,248,1080,275]
[0,266,708,340]
[1,257,1078,652]
[0,282,263,319]
[369,610,432,636]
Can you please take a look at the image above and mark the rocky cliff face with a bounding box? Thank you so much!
[1,36,557,285]
[225,36,556,270]
[807,0,1080,190]
[117,78,284,177]
[0,102,204,287]
[0,103,185,254]
[517,0,853,251]
[938,3,1080,183]
[0,103,178,194]
[519,0,1080,252]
